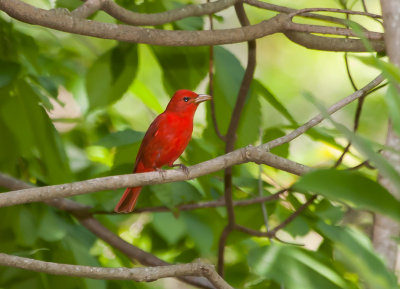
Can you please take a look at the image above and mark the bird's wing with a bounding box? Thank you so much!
[133,113,166,172]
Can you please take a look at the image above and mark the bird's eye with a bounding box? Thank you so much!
[183,97,190,102]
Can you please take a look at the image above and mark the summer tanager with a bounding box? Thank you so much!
[114,90,211,213]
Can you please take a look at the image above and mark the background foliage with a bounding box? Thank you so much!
[1,0,398,288]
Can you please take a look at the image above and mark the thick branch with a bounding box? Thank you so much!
[0,0,384,51]
[0,149,309,208]
[0,253,231,289]
[0,0,285,46]
[72,0,104,18]
[101,0,239,26]
[284,32,385,52]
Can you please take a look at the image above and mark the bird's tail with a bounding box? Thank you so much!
[114,187,142,213]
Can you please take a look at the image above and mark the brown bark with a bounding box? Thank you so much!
[373,0,400,270]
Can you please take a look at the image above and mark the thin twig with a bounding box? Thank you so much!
[233,194,318,238]
[347,160,375,171]
[258,128,270,234]
[344,53,359,91]
[93,190,285,215]
[263,74,385,151]
[0,173,215,289]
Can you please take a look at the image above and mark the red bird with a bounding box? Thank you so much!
[115,90,212,213]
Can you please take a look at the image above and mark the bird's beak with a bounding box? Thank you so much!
[194,94,212,104]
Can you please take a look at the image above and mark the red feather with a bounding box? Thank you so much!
[114,90,211,213]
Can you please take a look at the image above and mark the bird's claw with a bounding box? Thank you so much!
[155,168,167,180]
[171,163,189,177]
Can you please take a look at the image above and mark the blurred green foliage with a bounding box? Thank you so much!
[1,0,399,288]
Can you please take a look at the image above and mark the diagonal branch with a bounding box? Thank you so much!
[262,73,384,151]
[0,253,232,289]
[234,194,317,238]
[0,74,384,208]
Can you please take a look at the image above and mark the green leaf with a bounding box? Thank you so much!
[385,84,400,136]
[152,181,203,209]
[294,169,400,222]
[353,55,400,82]
[0,60,20,88]
[38,209,67,242]
[36,76,59,99]
[214,46,244,109]
[96,129,144,148]
[130,80,164,113]
[56,0,81,10]
[182,212,214,255]
[263,127,289,158]
[1,80,72,184]
[151,46,208,95]
[64,227,106,289]
[16,207,38,247]
[152,212,187,245]
[86,44,138,110]
[237,87,261,147]
[313,199,344,225]
[248,244,353,289]
[317,222,398,289]
[174,16,204,31]
[168,1,204,31]
[254,80,297,125]
[304,91,400,196]
[203,46,244,139]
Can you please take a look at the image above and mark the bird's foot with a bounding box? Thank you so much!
[155,168,167,180]
[171,163,189,176]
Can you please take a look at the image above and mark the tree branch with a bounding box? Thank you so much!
[284,31,385,52]
[72,0,104,18]
[217,3,256,276]
[93,190,285,215]
[0,253,232,289]
[0,74,384,208]
[288,7,381,19]
[0,0,285,46]
[101,0,239,26]
[0,174,215,289]
[0,148,309,208]
[0,0,385,51]
[262,73,385,151]
[234,194,317,238]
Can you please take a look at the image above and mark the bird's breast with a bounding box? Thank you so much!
[141,113,194,168]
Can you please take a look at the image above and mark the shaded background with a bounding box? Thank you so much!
[0,0,396,288]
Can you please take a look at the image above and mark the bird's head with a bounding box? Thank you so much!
[165,89,212,115]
